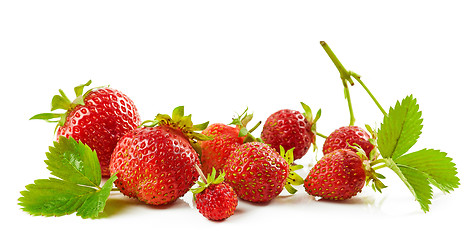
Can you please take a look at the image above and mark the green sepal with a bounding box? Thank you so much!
[300,102,322,151]
[229,107,261,143]
[280,146,304,194]
[190,167,225,196]
[31,80,97,129]
[141,106,213,154]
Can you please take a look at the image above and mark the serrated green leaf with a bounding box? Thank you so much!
[77,173,117,219]
[395,149,460,193]
[378,95,423,159]
[45,136,101,187]
[19,174,117,219]
[18,178,97,217]
[397,165,433,212]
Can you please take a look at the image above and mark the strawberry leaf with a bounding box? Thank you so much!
[395,149,460,193]
[46,136,101,187]
[18,137,117,219]
[378,95,423,160]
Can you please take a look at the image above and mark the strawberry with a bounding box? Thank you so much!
[261,102,321,160]
[322,126,374,157]
[199,109,260,176]
[191,167,238,221]
[224,142,303,203]
[109,106,211,205]
[304,149,366,200]
[31,80,141,177]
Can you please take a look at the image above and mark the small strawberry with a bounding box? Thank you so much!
[304,148,366,200]
[199,109,260,176]
[31,80,141,177]
[191,166,238,221]
[322,126,374,157]
[261,102,321,160]
[224,142,303,203]
[109,106,211,205]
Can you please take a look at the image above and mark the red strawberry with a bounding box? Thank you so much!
[200,123,244,176]
[199,109,260,176]
[31,80,141,177]
[304,149,366,200]
[191,167,238,221]
[109,106,211,205]
[261,102,321,160]
[322,126,374,157]
[224,142,303,203]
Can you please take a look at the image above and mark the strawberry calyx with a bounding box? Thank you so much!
[229,108,262,143]
[191,166,225,197]
[30,80,99,131]
[300,102,324,150]
[139,106,212,154]
[346,140,387,193]
[279,146,304,194]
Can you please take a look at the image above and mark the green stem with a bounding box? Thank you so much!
[351,73,387,116]
[111,188,121,192]
[316,132,328,139]
[320,41,356,126]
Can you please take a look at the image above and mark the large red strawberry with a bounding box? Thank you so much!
[322,126,374,157]
[109,106,211,205]
[304,149,366,200]
[191,167,238,221]
[224,142,303,203]
[199,109,260,176]
[31,80,141,177]
[261,102,321,160]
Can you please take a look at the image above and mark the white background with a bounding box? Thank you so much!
[1,0,471,239]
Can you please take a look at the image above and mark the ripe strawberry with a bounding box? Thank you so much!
[322,126,374,157]
[191,167,238,221]
[261,102,321,160]
[304,149,366,200]
[31,80,141,177]
[199,109,260,176]
[109,106,211,205]
[224,142,303,203]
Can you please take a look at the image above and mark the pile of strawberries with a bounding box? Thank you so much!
[25,42,458,221]
[30,80,379,221]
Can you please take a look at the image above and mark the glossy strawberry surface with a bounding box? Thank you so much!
[261,109,313,160]
[224,142,289,203]
[200,123,244,176]
[322,126,374,157]
[304,149,366,200]
[57,88,140,177]
[195,182,238,221]
[109,126,200,205]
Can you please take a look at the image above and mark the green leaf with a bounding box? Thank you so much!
[395,149,460,193]
[77,174,117,219]
[19,174,117,219]
[397,165,433,212]
[378,95,423,159]
[19,137,117,219]
[46,136,101,187]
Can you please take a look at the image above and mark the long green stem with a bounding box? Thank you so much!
[316,132,328,139]
[351,73,387,116]
[320,41,356,126]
